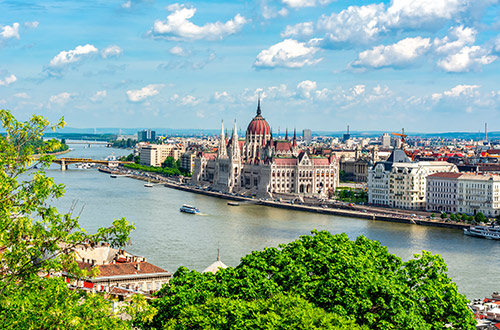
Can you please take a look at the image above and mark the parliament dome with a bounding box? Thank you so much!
[246,99,271,136]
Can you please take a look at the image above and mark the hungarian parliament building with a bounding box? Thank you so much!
[192,101,339,198]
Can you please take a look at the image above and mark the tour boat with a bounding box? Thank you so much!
[227,201,240,206]
[179,204,200,214]
[464,225,500,240]
[144,182,154,188]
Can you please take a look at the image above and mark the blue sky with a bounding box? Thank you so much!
[1,0,500,133]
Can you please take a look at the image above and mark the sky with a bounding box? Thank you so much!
[1,0,500,133]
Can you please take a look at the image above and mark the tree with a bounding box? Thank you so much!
[475,212,486,223]
[163,294,365,330]
[440,213,448,219]
[0,110,150,328]
[163,156,178,169]
[146,230,475,330]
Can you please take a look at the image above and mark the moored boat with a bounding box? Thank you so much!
[464,225,500,239]
[227,201,240,206]
[180,204,200,214]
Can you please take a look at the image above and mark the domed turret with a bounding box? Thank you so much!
[246,98,271,136]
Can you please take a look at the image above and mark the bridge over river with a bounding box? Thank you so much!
[52,157,130,170]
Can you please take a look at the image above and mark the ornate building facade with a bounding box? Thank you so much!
[192,101,339,198]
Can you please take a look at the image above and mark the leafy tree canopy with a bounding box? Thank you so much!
[0,110,150,329]
[147,230,475,330]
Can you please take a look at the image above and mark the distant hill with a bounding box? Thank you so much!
[32,127,500,140]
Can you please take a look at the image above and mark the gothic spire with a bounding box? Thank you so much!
[218,120,227,157]
[257,97,261,116]
[285,128,288,140]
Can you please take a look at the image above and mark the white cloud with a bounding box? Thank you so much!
[433,26,476,54]
[0,74,17,86]
[431,93,443,102]
[443,85,480,97]
[169,45,189,56]
[49,44,98,68]
[261,2,288,19]
[48,92,72,107]
[254,39,321,69]
[90,90,107,102]
[352,85,365,95]
[14,92,29,99]
[282,0,334,8]
[180,95,200,106]
[317,0,475,46]
[351,37,431,69]
[437,45,496,72]
[213,91,233,102]
[149,4,248,41]
[121,0,132,8]
[1,22,20,39]
[317,4,385,45]
[296,80,317,98]
[100,45,123,59]
[281,22,314,38]
[126,84,163,102]
[24,21,39,29]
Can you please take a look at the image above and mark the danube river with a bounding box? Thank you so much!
[49,144,500,299]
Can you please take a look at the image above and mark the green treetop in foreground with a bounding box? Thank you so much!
[0,110,153,329]
[144,230,475,330]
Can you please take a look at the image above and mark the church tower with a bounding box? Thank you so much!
[229,120,242,192]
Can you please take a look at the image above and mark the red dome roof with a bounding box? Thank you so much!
[246,99,271,136]
[247,115,271,136]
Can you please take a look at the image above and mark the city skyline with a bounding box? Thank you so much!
[1,0,500,132]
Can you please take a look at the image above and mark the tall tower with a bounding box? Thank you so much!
[218,120,227,158]
[229,120,242,192]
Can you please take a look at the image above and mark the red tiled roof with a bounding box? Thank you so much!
[247,115,271,136]
[427,172,462,178]
[274,158,297,166]
[202,152,217,160]
[312,158,330,165]
[275,141,291,151]
[78,261,169,277]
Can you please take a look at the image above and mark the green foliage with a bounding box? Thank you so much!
[334,187,367,203]
[431,213,435,218]
[474,212,486,223]
[111,138,137,149]
[147,230,475,330]
[163,293,365,330]
[162,156,179,169]
[440,213,448,219]
[124,162,191,177]
[0,110,145,329]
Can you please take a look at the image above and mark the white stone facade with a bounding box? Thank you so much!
[368,149,458,210]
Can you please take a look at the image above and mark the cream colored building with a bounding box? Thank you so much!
[426,172,462,213]
[368,149,458,210]
[427,173,500,217]
[140,143,186,167]
[457,174,500,217]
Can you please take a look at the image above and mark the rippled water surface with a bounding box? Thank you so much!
[48,144,500,299]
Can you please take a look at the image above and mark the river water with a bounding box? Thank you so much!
[47,144,500,299]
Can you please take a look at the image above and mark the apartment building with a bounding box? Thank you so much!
[140,143,186,167]
[368,149,458,210]
[426,173,500,217]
